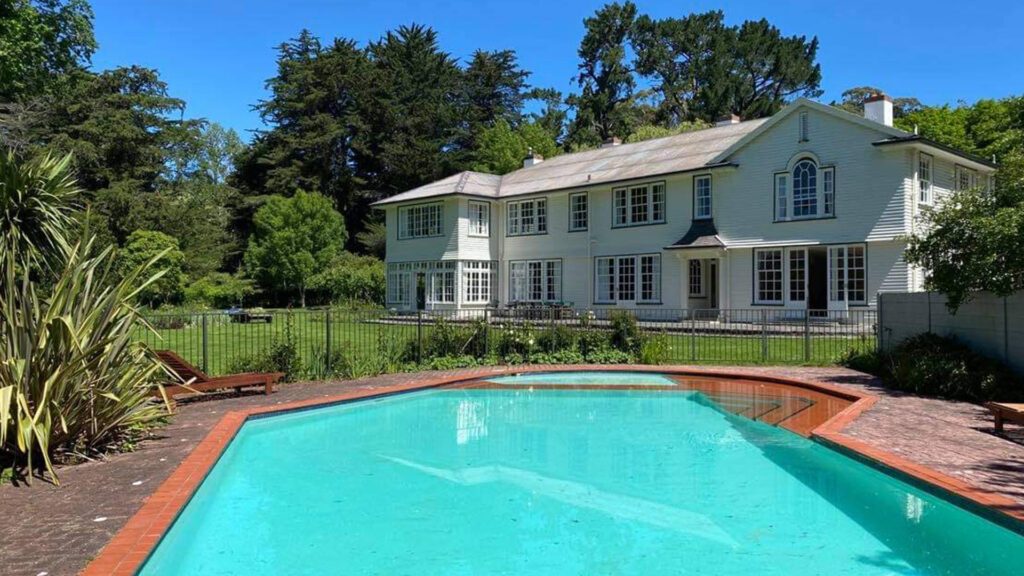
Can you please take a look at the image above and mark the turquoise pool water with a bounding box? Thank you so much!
[140,387,1024,575]
[487,371,676,386]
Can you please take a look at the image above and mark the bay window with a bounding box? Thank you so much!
[463,261,494,304]
[398,203,443,239]
[469,201,490,236]
[613,182,665,226]
[594,254,661,304]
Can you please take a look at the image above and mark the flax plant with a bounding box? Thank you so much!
[0,150,171,483]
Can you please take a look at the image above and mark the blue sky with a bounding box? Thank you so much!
[91,0,1021,140]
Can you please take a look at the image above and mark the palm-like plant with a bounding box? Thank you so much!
[0,150,171,483]
[0,151,80,269]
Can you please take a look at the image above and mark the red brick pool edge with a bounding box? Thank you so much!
[81,365,1024,576]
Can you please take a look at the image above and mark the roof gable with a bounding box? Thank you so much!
[709,98,909,164]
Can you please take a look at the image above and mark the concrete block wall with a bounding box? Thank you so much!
[879,291,1023,374]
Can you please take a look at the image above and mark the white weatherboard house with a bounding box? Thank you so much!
[373,96,995,316]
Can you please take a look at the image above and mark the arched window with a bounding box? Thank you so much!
[792,159,818,217]
[774,156,835,221]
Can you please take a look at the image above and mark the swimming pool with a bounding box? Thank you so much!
[138,375,1024,575]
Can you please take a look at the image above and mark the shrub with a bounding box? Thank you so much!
[841,333,1022,402]
[584,348,634,364]
[419,317,487,360]
[609,311,643,355]
[184,272,255,308]
[529,350,585,364]
[496,322,537,360]
[422,355,486,371]
[308,253,385,306]
[639,332,672,365]
[576,316,610,357]
[225,315,303,382]
[537,323,578,353]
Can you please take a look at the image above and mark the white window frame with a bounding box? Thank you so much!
[509,259,560,303]
[569,192,588,231]
[955,165,977,192]
[754,249,784,305]
[594,254,661,304]
[774,158,835,221]
[918,153,933,205]
[694,175,712,220]
[398,203,443,239]
[688,259,704,296]
[463,261,494,304]
[468,201,490,237]
[798,111,809,142]
[829,245,866,305]
[506,198,547,236]
[787,248,807,303]
[386,268,410,305]
[613,181,666,227]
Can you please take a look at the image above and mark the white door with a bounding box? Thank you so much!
[827,246,850,314]
[615,256,637,306]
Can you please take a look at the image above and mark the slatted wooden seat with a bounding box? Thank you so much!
[155,350,283,398]
[986,402,1024,433]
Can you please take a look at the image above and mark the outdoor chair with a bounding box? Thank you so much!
[985,402,1024,433]
[155,350,283,398]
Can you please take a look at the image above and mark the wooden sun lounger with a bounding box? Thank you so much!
[155,350,283,398]
[985,402,1024,433]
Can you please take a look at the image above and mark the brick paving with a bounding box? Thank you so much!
[2,365,1023,576]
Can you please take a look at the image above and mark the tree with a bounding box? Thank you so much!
[118,230,186,306]
[832,86,923,118]
[526,87,568,143]
[567,1,639,147]
[624,120,711,143]
[458,49,531,152]
[719,19,822,120]
[0,0,97,103]
[471,119,560,175]
[243,190,347,306]
[632,11,730,125]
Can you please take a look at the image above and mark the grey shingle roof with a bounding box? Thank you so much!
[372,119,768,206]
[665,220,725,249]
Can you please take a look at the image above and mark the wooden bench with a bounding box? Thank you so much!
[985,402,1024,433]
[155,350,283,398]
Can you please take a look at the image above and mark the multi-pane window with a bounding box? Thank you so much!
[918,153,933,204]
[613,182,665,226]
[594,254,661,303]
[789,249,806,302]
[955,166,977,191]
[509,259,560,302]
[792,160,818,217]
[755,249,784,304]
[429,270,455,303]
[775,159,835,221]
[688,260,704,296]
[694,175,712,220]
[569,192,588,231]
[398,203,442,239]
[469,201,490,236]
[463,261,494,304]
[829,245,866,304]
[507,198,547,236]
[387,269,409,304]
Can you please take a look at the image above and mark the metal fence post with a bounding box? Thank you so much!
[760,309,768,362]
[689,314,696,362]
[324,308,332,376]
[201,313,209,373]
[803,312,811,363]
[416,310,423,364]
[484,308,490,358]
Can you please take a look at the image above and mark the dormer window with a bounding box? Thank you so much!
[774,157,835,221]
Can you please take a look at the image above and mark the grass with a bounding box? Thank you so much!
[136,309,876,377]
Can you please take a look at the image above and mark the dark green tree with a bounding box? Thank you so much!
[566,1,639,147]
[459,49,531,152]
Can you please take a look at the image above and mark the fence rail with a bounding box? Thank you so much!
[137,307,877,379]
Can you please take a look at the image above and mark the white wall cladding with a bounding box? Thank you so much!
[385,197,460,262]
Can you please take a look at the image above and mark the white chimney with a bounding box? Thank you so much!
[523,147,544,168]
[863,93,893,127]
[601,136,622,148]
[715,114,741,127]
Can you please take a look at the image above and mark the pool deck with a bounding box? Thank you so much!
[2,365,1023,576]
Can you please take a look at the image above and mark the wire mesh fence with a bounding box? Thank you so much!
[137,307,878,379]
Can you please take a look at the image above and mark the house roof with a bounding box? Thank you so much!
[872,134,998,169]
[665,220,725,250]
[371,118,767,206]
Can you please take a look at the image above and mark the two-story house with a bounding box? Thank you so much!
[373,95,995,316]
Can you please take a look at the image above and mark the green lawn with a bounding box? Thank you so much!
[138,310,874,377]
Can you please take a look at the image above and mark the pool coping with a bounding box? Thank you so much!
[80,365,1024,575]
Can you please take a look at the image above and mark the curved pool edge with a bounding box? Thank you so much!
[81,364,1024,576]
